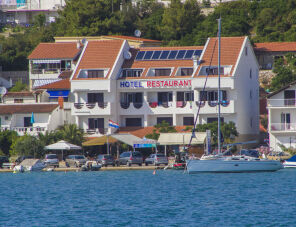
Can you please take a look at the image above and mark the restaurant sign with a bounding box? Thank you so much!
[119,79,192,88]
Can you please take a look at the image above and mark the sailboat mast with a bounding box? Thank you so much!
[217,18,221,154]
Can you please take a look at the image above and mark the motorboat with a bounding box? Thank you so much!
[81,161,102,171]
[186,155,283,173]
[13,159,46,172]
[283,155,296,168]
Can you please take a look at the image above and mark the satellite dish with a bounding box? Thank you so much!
[134,29,141,38]
[81,38,87,45]
[0,86,7,95]
[124,51,132,60]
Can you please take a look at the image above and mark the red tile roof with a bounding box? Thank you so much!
[195,37,246,77]
[122,46,203,78]
[28,42,82,59]
[36,79,70,90]
[0,104,59,114]
[4,92,34,97]
[72,40,124,80]
[58,70,73,79]
[118,126,193,138]
[254,42,296,52]
[103,35,161,43]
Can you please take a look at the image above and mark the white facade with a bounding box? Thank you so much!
[267,83,296,152]
[70,37,259,141]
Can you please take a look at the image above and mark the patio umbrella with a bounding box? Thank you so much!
[44,140,82,160]
[82,136,118,146]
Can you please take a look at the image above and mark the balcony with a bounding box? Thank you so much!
[268,99,296,108]
[0,126,46,136]
[270,123,296,133]
[85,128,108,136]
[72,102,110,116]
[120,102,143,109]
[196,100,234,114]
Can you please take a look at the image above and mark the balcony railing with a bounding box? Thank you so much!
[0,126,46,135]
[86,128,108,135]
[270,123,296,131]
[268,99,296,107]
[195,100,230,107]
[74,102,108,109]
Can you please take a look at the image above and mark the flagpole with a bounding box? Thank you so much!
[107,134,109,155]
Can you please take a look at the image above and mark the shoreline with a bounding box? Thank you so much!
[0,165,165,173]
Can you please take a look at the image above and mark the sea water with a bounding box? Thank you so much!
[0,169,295,227]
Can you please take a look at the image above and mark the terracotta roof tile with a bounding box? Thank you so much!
[36,79,70,90]
[122,46,203,78]
[0,104,59,114]
[195,37,246,77]
[59,70,73,79]
[28,42,82,59]
[4,92,34,97]
[118,126,193,138]
[254,42,296,52]
[72,40,124,80]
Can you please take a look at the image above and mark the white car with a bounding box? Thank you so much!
[43,154,59,168]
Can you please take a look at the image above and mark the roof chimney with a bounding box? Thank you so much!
[58,96,64,109]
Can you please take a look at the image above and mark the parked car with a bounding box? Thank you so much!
[65,155,87,167]
[118,151,143,166]
[144,153,168,166]
[97,154,115,167]
[0,156,9,168]
[43,154,59,168]
[15,156,34,164]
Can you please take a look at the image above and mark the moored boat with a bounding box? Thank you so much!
[283,155,296,168]
[13,159,46,172]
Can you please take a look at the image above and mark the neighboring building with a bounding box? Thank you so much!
[0,0,65,25]
[0,103,63,136]
[69,36,259,141]
[2,91,48,104]
[27,42,82,90]
[254,42,296,70]
[131,0,239,7]
[267,81,296,152]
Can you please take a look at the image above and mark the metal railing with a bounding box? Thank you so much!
[270,123,296,131]
[268,99,296,107]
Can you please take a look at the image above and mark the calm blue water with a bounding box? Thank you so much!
[0,169,295,227]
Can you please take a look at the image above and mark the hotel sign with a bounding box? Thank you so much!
[119,79,192,88]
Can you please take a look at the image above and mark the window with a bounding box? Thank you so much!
[24,117,32,127]
[158,92,172,103]
[88,70,104,78]
[157,117,173,126]
[199,91,207,101]
[126,118,142,127]
[177,91,194,101]
[121,93,143,103]
[14,99,23,103]
[206,67,224,75]
[122,69,143,78]
[88,118,104,129]
[155,68,171,76]
[88,93,104,103]
[184,117,194,126]
[199,90,227,101]
[180,68,193,76]
[207,117,224,124]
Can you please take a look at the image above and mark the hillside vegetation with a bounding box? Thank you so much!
[1,0,296,71]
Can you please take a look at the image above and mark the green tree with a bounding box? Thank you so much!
[10,135,45,158]
[145,121,177,140]
[56,124,85,146]
[9,80,28,92]
[37,131,62,146]
[0,130,18,156]
[195,121,238,147]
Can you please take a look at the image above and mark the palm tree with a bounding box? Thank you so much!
[57,124,85,146]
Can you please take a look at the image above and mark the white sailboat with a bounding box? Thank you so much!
[186,19,282,173]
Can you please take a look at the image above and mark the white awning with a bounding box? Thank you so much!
[32,59,61,64]
[112,134,142,146]
[158,132,207,145]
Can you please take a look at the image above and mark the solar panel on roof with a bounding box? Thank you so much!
[194,50,202,56]
[159,51,170,59]
[143,51,153,60]
[168,50,178,59]
[151,51,161,60]
[135,51,145,60]
[176,50,186,59]
[184,50,194,59]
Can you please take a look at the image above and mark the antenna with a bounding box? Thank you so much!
[0,86,7,95]
[134,30,141,38]
[81,38,87,45]
[124,51,132,60]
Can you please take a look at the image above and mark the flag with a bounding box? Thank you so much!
[108,120,119,129]
[30,112,35,124]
